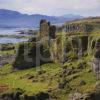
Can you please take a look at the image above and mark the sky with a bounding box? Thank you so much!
[0,0,100,16]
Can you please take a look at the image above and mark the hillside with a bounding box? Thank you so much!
[0,9,83,28]
[0,18,100,100]
[64,17,100,35]
[66,17,100,23]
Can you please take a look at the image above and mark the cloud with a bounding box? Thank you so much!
[0,0,100,16]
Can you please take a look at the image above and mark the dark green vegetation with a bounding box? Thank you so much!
[0,44,15,51]
[0,44,16,68]
[0,17,100,100]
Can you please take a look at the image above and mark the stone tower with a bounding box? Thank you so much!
[40,19,50,39]
[39,19,56,40]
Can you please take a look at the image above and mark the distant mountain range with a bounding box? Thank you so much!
[0,9,83,28]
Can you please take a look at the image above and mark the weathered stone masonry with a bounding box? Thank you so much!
[39,19,56,40]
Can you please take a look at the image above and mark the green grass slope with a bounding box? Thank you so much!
[0,58,98,100]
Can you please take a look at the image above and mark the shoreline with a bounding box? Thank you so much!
[0,34,31,39]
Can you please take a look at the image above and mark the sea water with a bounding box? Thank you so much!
[0,28,29,44]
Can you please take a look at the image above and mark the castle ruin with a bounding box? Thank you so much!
[39,19,56,40]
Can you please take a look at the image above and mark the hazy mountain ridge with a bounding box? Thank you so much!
[0,9,83,28]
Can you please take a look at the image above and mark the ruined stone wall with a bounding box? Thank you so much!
[88,36,100,79]
[13,33,100,70]
[13,40,52,70]
[64,24,94,34]
[13,19,100,70]
[49,25,56,39]
[39,19,56,40]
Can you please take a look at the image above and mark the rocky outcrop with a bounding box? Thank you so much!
[13,39,52,70]
[13,34,100,70]
[65,24,94,34]
[0,44,15,51]
[69,82,100,100]
[91,38,100,79]
[69,92,100,100]
[13,19,100,71]
[0,91,49,100]
[13,19,57,69]
[50,35,89,63]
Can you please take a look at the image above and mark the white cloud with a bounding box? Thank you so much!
[0,0,100,16]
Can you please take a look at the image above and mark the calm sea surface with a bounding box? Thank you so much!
[0,28,30,44]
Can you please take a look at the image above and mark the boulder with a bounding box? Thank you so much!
[36,92,49,100]
[58,78,68,89]
[20,74,34,79]
[79,80,86,86]
[94,82,100,91]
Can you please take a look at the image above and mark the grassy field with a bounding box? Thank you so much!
[0,63,61,95]
[0,59,98,99]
